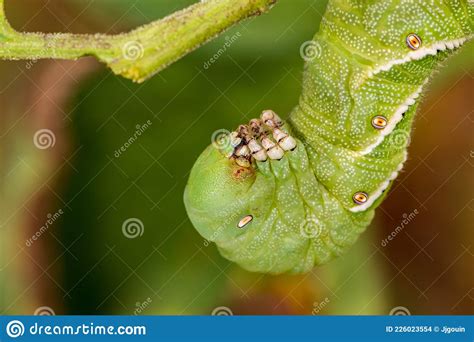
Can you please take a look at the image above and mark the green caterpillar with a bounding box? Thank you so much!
[184,0,474,274]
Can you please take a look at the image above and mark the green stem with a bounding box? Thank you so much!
[0,0,276,82]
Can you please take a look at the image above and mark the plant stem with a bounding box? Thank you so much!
[0,0,276,82]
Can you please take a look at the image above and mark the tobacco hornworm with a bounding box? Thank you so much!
[184,0,474,274]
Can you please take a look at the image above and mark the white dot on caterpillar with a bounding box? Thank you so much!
[353,192,368,205]
[371,115,388,130]
[406,33,422,50]
[237,215,253,228]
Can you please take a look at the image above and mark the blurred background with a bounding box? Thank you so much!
[0,0,472,315]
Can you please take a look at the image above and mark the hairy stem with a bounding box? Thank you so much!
[0,0,276,82]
